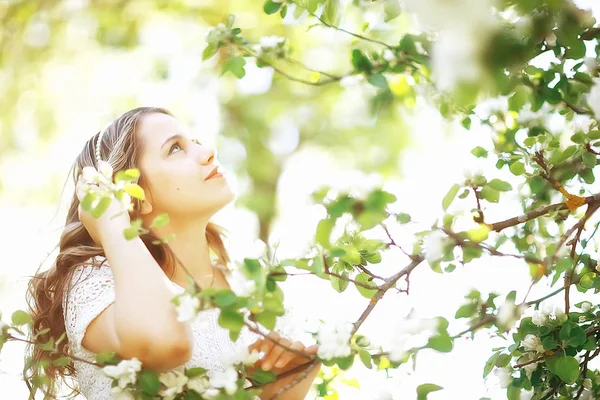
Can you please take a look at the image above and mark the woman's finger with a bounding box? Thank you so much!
[261,337,291,371]
[273,341,305,369]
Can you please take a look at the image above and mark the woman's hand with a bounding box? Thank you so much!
[247,331,319,375]
[76,171,132,246]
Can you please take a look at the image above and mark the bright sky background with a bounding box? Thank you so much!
[1,1,600,399]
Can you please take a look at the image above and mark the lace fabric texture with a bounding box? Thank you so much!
[62,257,305,400]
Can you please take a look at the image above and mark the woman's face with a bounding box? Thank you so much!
[136,112,234,221]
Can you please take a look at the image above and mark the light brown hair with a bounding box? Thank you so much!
[24,107,230,398]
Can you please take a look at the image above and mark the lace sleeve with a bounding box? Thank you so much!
[63,257,116,353]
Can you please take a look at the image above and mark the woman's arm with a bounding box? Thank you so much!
[82,226,193,371]
[257,361,322,400]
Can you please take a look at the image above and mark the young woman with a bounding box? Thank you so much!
[25,107,321,399]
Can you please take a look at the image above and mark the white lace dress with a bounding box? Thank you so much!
[62,257,305,400]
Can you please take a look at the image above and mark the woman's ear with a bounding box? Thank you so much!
[140,199,153,215]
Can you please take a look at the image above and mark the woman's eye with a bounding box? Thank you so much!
[169,142,182,154]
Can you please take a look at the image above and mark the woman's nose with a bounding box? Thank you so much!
[195,145,216,165]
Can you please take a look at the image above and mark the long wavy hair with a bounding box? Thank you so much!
[24,106,231,399]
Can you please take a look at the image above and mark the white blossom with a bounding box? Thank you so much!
[82,166,101,184]
[224,345,261,367]
[401,0,497,32]
[432,30,483,91]
[210,366,239,395]
[497,299,522,330]
[316,321,353,360]
[588,78,600,118]
[340,75,365,88]
[581,301,592,313]
[520,389,534,400]
[397,317,439,336]
[110,386,136,400]
[514,17,532,39]
[494,367,512,389]
[423,230,447,264]
[518,352,539,378]
[382,49,396,62]
[259,35,285,49]
[175,293,200,322]
[401,0,497,90]
[570,114,594,134]
[585,57,597,73]
[522,334,544,353]
[187,375,211,394]
[158,370,188,400]
[97,160,113,179]
[102,358,142,389]
[581,390,594,400]
[531,310,547,327]
[541,302,565,322]
[225,268,257,297]
[583,378,593,390]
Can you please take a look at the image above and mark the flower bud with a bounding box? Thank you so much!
[98,161,113,180]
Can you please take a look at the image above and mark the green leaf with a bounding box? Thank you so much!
[589,130,600,140]
[255,310,277,330]
[251,369,277,385]
[139,370,161,395]
[368,73,388,89]
[487,179,512,192]
[202,44,218,61]
[358,349,372,369]
[417,383,443,400]
[218,310,244,331]
[354,272,378,298]
[455,303,478,319]
[466,225,491,242]
[114,168,140,182]
[214,290,239,308]
[583,151,597,168]
[509,161,525,176]
[222,56,246,78]
[263,0,282,14]
[442,184,460,211]
[185,367,208,378]
[316,218,334,248]
[323,0,340,26]
[427,334,453,352]
[479,186,500,203]
[351,49,372,73]
[91,196,112,218]
[568,326,587,347]
[11,310,32,326]
[471,146,488,158]
[331,271,349,292]
[396,213,411,224]
[52,357,72,367]
[336,354,354,370]
[150,213,170,228]
[571,132,586,144]
[95,351,119,365]
[483,352,500,378]
[81,192,95,211]
[554,356,579,384]
[123,183,145,200]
